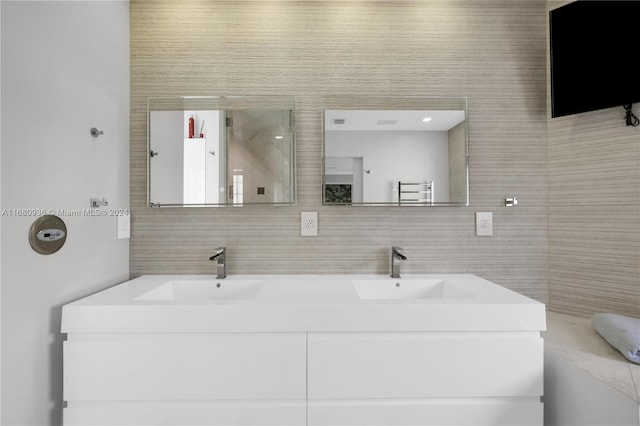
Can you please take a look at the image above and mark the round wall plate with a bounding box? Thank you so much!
[29,215,67,255]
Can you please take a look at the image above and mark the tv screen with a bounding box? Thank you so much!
[549,1,640,118]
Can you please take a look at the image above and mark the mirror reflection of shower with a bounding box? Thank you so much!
[225,108,294,205]
[324,157,363,204]
[148,96,295,207]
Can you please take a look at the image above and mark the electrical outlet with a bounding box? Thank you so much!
[476,212,493,237]
[301,211,318,237]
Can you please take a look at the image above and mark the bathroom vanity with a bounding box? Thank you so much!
[61,274,545,425]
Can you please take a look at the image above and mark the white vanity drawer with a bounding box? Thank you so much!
[308,399,543,426]
[307,332,543,399]
[64,402,306,426]
[64,333,306,401]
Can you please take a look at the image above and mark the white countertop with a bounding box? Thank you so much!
[61,274,546,333]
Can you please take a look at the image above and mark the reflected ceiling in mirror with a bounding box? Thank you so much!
[322,97,468,207]
[148,96,295,207]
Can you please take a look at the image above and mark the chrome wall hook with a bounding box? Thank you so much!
[90,128,104,138]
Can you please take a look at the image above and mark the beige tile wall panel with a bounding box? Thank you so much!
[130,0,549,303]
[548,107,640,318]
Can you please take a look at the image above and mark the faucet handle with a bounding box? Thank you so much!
[209,247,225,261]
[392,246,407,259]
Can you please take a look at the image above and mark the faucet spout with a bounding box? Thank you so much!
[391,246,406,278]
[209,247,226,279]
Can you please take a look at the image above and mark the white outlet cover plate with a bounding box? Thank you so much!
[301,211,318,237]
[476,212,493,237]
[117,213,131,239]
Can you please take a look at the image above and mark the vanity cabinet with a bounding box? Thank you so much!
[64,331,543,426]
[62,274,546,426]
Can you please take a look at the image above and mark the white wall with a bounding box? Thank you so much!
[325,130,449,203]
[0,2,130,425]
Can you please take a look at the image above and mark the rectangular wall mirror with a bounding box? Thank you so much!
[148,96,295,207]
[323,96,468,206]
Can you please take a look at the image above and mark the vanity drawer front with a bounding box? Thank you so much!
[308,399,543,426]
[64,402,306,426]
[307,332,543,399]
[64,333,306,401]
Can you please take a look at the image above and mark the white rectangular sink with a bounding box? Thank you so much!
[135,279,264,301]
[351,278,476,300]
[62,274,545,333]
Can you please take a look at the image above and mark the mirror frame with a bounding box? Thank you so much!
[321,96,469,207]
[147,96,297,207]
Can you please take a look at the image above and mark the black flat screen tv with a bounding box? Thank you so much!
[549,1,640,118]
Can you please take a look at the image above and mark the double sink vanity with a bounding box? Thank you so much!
[62,273,546,425]
[63,95,544,424]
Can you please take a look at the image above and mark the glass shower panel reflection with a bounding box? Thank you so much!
[226,109,294,205]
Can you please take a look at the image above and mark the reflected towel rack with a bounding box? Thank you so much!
[398,181,434,205]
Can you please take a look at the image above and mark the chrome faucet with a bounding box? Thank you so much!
[209,247,226,279]
[391,246,407,278]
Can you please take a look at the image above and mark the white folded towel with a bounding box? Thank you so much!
[591,313,640,364]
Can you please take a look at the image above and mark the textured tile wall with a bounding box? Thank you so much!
[547,110,640,317]
[546,1,640,318]
[130,0,549,303]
